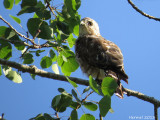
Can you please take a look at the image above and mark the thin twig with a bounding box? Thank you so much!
[0,16,35,43]
[46,0,57,18]
[154,104,158,120]
[99,114,103,120]
[0,37,57,49]
[127,0,160,21]
[82,91,94,103]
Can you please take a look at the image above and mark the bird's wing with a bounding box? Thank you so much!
[76,35,123,70]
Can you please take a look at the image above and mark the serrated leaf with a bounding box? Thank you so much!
[23,53,34,64]
[101,77,118,96]
[71,89,80,102]
[99,95,111,117]
[52,64,59,74]
[82,86,91,94]
[9,15,21,24]
[66,77,78,88]
[40,56,52,68]
[70,109,78,120]
[15,0,21,5]
[83,102,98,111]
[3,0,14,9]
[80,114,95,120]
[3,66,22,83]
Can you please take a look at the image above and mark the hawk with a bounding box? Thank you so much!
[75,17,128,98]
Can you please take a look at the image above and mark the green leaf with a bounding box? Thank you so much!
[9,15,21,24]
[3,0,14,9]
[36,9,51,20]
[101,77,118,96]
[70,109,78,120]
[43,113,53,120]
[75,0,81,10]
[35,50,45,56]
[71,89,80,102]
[0,26,7,37]
[82,86,91,94]
[67,34,76,48]
[5,28,16,39]
[73,24,79,36]
[99,95,111,117]
[83,102,98,111]
[49,49,57,62]
[14,41,25,50]
[15,0,21,5]
[21,0,37,8]
[0,40,12,60]
[52,94,72,112]
[52,63,59,74]
[66,77,78,88]
[70,101,81,109]
[27,18,52,39]
[58,88,65,93]
[3,66,22,83]
[52,95,61,107]
[23,53,34,64]
[0,65,2,76]
[80,114,95,120]
[40,56,52,68]
[17,6,39,16]
[30,74,36,80]
[62,57,79,72]
[89,76,102,95]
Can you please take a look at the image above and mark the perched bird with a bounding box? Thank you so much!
[75,17,128,98]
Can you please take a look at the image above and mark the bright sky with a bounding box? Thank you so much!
[0,0,160,120]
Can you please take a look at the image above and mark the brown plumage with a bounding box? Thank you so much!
[75,17,128,98]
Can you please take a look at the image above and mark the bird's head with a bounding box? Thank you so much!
[79,17,100,37]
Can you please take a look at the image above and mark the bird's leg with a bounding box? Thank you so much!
[95,72,102,85]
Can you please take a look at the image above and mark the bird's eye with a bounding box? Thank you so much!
[87,21,93,26]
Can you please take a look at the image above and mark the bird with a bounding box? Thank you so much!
[75,17,128,98]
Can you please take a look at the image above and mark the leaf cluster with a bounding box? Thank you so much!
[0,0,81,82]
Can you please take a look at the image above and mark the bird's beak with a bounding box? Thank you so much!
[80,20,85,26]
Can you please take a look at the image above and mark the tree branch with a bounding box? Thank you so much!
[0,37,58,49]
[0,58,160,110]
[127,0,160,21]
[154,104,158,120]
